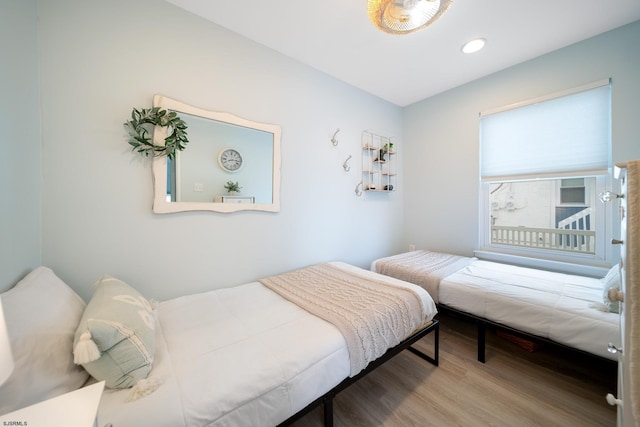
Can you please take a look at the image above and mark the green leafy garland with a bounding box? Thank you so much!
[125,107,189,159]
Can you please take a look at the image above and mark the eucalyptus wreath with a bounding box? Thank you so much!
[124,107,189,159]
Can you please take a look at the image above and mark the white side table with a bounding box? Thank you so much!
[0,381,105,427]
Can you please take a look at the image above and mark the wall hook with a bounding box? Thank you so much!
[331,128,340,146]
[355,181,363,196]
[343,155,352,172]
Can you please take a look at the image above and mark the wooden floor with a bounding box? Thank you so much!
[290,312,617,427]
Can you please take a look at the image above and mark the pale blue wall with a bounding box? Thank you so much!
[402,21,640,259]
[0,0,42,291]
[4,0,639,298]
[36,0,404,301]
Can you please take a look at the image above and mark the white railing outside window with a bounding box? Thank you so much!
[491,226,596,254]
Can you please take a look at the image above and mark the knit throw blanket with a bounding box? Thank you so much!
[259,263,426,376]
[374,250,476,303]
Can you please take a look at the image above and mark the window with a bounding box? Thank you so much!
[479,80,612,265]
[488,177,601,255]
[560,178,586,205]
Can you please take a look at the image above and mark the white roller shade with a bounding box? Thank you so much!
[480,80,611,181]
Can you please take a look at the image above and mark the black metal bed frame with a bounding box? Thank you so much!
[437,304,616,365]
[278,319,440,427]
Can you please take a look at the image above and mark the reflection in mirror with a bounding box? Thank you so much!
[169,113,273,204]
[151,95,281,213]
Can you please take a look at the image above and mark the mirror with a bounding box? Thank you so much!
[151,95,281,213]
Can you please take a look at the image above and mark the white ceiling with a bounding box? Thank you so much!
[166,0,640,107]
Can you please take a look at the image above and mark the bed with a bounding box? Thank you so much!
[372,250,620,363]
[0,261,438,427]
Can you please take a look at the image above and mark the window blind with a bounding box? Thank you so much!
[480,79,611,181]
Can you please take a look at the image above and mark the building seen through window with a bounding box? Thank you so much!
[489,177,596,254]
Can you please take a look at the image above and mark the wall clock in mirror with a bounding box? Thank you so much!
[218,148,243,172]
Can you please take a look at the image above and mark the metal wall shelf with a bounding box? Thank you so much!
[361,130,396,192]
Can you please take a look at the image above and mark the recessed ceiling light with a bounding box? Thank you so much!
[462,38,486,54]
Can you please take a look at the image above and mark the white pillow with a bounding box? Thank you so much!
[0,267,89,414]
[602,264,622,314]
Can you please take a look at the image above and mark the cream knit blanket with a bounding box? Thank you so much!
[260,263,426,376]
[374,250,476,303]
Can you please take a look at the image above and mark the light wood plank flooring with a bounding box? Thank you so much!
[291,312,617,427]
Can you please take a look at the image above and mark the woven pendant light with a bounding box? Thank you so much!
[368,0,453,34]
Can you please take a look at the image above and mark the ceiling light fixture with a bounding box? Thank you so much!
[368,0,453,35]
[462,38,486,54]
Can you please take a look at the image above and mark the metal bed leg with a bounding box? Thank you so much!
[434,321,440,366]
[406,320,440,366]
[477,320,486,363]
[323,394,334,427]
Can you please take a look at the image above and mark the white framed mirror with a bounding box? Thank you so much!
[151,95,281,213]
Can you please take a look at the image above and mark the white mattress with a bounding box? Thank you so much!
[96,262,437,427]
[439,260,619,360]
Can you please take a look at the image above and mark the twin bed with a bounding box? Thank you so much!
[372,250,620,362]
[0,262,438,427]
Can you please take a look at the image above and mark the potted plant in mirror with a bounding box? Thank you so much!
[224,181,242,195]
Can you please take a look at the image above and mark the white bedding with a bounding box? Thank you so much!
[439,260,618,360]
[373,252,619,361]
[97,262,437,427]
